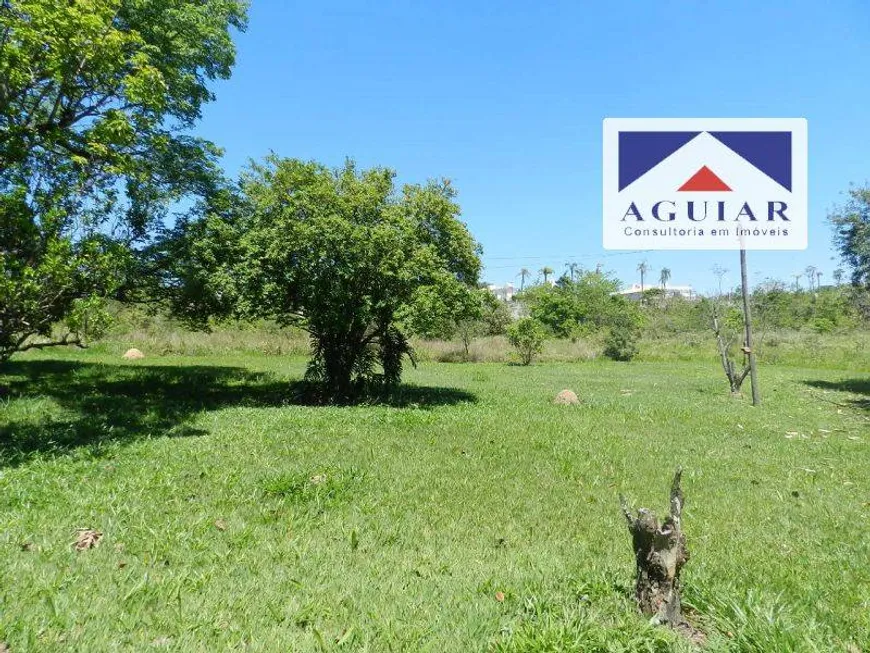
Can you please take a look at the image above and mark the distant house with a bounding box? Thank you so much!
[613,283,697,302]
[487,283,517,302]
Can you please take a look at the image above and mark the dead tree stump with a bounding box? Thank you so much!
[620,468,689,628]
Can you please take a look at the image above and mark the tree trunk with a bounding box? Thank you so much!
[320,341,359,400]
[739,249,760,405]
[620,468,689,628]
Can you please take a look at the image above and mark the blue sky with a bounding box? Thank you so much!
[194,0,869,293]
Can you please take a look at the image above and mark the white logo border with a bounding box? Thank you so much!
[602,117,808,251]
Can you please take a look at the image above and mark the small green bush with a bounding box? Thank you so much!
[603,329,639,361]
[811,317,836,334]
[603,313,641,361]
[507,318,546,365]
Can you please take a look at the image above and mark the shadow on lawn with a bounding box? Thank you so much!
[0,359,475,468]
[804,378,870,411]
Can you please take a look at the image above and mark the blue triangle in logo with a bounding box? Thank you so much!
[708,131,792,191]
[618,131,701,191]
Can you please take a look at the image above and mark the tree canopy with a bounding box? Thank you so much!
[166,157,482,399]
[519,270,640,339]
[0,0,247,363]
[829,185,870,287]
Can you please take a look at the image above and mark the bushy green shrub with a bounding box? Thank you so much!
[480,290,513,335]
[519,271,621,337]
[517,272,646,350]
[603,311,641,361]
[603,329,639,361]
[507,318,546,365]
[811,317,836,334]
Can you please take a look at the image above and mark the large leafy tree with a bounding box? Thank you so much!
[0,0,247,363]
[829,185,870,287]
[167,157,482,399]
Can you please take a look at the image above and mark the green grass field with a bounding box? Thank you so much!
[1,350,868,651]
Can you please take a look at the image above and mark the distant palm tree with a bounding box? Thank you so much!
[833,268,844,286]
[540,266,554,284]
[659,267,671,291]
[518,268,530,291]
[815,270,823,289]
[792,273,802,291]
[565,261,580,282]
[805,265,817,292]
[637,261,648,294]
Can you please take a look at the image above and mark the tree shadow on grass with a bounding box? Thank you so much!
[0,359,476,468]
[285,379,478,408]
[804,378,870,411]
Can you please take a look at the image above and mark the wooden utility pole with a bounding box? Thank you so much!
[739,249,760,406]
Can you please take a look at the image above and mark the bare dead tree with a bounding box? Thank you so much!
[620,468,689,629]
[710,303,751,394]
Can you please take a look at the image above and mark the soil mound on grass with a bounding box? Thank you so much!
[553,389,579,405]
[122,348,145,360]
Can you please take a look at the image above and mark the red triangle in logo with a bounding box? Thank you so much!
[678,166,731,192]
